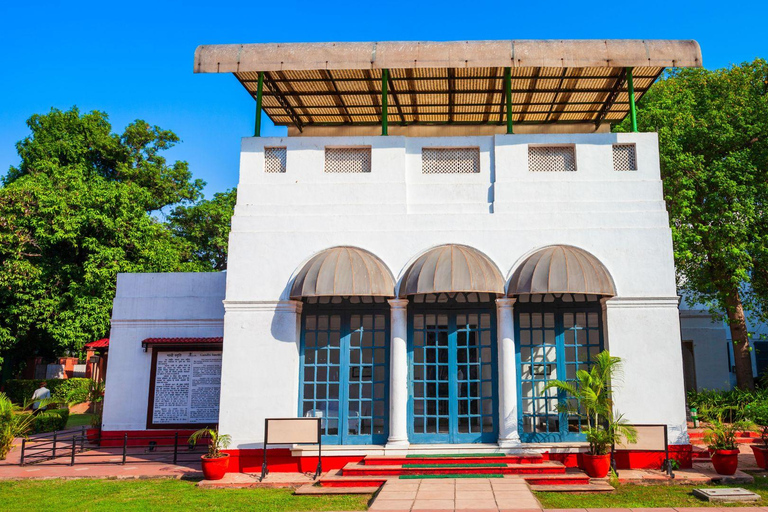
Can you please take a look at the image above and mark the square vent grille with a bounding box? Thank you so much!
[422,147,480,174]
[528,146,576,172]
[324,147,371,173]
[264,147,287,173]
[612,144,637,171]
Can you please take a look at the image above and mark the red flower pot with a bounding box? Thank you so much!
[751,445,768,469]
[582,453,611,478]
[711,449,739,475]
[200,453,230,480]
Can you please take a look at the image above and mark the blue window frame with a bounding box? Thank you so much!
[515,294,604,443]
[408,293,498,444]
[299,297,389,445]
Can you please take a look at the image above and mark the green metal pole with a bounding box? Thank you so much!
[626,67,638,133]
[254,71,264,137]
[504,67,513,134]
[381,69,389,136]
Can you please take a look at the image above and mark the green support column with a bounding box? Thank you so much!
[626,67,638,133]
[254,71,264,137]
[504,67,513,134]
[381,69,389,136]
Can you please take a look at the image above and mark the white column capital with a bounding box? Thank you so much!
[496,297,517,309]
[388,298,409,309]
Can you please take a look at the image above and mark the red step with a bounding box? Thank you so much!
[523,473,591,486]
[341,461,567,477]
[363,454,543,466]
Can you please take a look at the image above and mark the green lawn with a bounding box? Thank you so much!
[65,413,95,429]
[535,477,768,508]
[0,478,370,512]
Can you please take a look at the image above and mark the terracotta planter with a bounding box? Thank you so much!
[582,453,611,478]
[751,445,768,469]
[711,449,739,475]
[201,453,230,480]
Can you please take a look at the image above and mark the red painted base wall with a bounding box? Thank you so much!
[101,431,692,472]
[224,449,364,474]
[545,445,692,470]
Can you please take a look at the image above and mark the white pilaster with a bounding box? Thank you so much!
[387,298,410,448]
[602,296,689,445]
[496,297,521,447]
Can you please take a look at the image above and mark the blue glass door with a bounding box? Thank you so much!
[409,309,497,443]
[300,307,389,445]
[515,296,604,443]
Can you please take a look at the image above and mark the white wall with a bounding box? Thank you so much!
[220,132,687,447]
[102,272,226,431]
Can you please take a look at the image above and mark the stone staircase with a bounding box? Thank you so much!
[295,453,613,495]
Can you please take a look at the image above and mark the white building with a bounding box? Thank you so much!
[679,298,768,392]
[102,40,703,472]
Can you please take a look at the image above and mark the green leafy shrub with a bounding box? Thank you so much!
[32,408,69,434]
[0,393,36,460]
[686,388,768,422]
[2,379,90,406]
[745,401,768,446]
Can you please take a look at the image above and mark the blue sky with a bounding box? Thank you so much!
[1,0,766,198]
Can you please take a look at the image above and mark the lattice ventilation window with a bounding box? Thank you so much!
[528,146,577,172]
[612,144,637,171]
[264,147,287,173]
[324,147,371,173]
[422,147,480,174]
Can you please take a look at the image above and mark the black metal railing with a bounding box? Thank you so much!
[19,430,207,467]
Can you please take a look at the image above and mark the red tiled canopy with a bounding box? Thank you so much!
[141,337,223,349]
[85,338,109,349]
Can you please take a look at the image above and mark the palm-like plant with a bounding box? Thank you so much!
[189,427,232,459]
[66,379,106,428]
[545,350,636,455]
[0,392,37,460]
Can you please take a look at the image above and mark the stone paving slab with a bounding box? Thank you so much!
[370,476,543,511]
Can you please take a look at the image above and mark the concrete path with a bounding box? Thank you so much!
[369,476,542,511]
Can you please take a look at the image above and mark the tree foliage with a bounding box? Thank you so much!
[168,189,236,271]
[0,107,215,367]
[617,59,768,389]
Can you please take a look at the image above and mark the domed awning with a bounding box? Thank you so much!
[507,245,616,296]
[398,244,505,298]
[290,247,395,299]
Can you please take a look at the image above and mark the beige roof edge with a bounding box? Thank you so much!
[193,39,702,73]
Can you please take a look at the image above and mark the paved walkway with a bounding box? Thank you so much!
[369,476,541,511]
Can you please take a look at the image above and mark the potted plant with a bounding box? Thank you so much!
[546,350,637,478]
[703,413,749,475]
[189,427,232,480]
[744,401,768,469]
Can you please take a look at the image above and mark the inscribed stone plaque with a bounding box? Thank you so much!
[152,351,222,425]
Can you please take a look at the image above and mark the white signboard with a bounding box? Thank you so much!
[152,351,222,425]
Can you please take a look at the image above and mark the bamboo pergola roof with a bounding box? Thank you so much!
[194,40,702,131]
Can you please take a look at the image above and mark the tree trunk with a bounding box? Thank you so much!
[724,288,755,390]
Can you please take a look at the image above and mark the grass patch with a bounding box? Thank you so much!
[535,478,768,508]
[66,413,95,429]
[399,473,504,479]
[403,463,507,468]
[0,478,370,512]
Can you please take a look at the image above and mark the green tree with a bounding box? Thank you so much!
[618,60,768,389]
[168,189,236,271]
[0,107,206,368]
